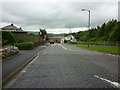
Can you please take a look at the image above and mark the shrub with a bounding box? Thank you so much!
[13,42,34,50]
[2,31,16,46]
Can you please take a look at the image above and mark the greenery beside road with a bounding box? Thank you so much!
[65,19,119,54]
[13,42,34,50]
[79,46,119,54]
[2,31,17,46]
[71,20,119,42]
[1,30,45,50]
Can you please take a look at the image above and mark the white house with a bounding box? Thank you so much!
[65,35,77,43]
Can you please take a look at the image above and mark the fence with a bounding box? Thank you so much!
[13,33,45,47]
[78,41,120,46]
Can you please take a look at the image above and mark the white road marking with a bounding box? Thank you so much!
[29,55,39,65]
[95,51,119,57]
[21,71,26,73]
[58,44,120,57]
[58,44,76,51]
[108,54,112,55]
[94,51,102,54]
[37,50,43,55]
[108,54,119,57]
[94,75,120,88]
[110,55,116,57]
[20,55,40,74]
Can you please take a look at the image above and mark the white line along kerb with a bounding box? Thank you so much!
[94,75,120,88]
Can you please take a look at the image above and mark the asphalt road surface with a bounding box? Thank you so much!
[3,45,47,79]
[4,43,119,88]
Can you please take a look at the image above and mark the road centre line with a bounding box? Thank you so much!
[94,75,120,88]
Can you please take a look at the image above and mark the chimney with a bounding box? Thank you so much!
[11,24,14,26]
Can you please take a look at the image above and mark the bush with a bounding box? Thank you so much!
[13,42,34,50]
[2,31,16,46]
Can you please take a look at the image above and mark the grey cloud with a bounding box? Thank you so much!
[1,1,118,32]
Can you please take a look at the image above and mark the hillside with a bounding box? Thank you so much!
[72,20,120,42]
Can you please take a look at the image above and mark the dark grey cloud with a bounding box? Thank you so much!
[1,1,118,33]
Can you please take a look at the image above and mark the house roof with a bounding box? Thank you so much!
[1,24,22,31]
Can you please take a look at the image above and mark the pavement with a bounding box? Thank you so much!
[3,43,119,88]
[2,44,48,80]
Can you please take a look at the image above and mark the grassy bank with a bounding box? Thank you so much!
[79,46,119,54]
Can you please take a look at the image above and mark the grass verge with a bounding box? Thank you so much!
[79,46,120,54]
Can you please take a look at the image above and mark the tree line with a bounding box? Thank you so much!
[71,19,120,42]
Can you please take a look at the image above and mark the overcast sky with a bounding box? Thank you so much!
[0,0,119,34]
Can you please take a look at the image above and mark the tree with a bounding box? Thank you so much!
[2,31,16,46]
[71,19,119,42]
[39,28,47,39]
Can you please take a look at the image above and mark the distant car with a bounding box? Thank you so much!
[50,40,54,44]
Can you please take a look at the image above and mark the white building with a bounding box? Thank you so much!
[65,35,77,43]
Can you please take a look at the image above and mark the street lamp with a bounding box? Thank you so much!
[82,8,91,47]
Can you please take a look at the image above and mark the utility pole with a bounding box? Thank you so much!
[69,27,72,41]
[82,9,91,47]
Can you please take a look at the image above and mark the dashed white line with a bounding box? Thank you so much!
[94,75,120,88]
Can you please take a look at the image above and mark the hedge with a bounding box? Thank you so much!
[13,42,34,50]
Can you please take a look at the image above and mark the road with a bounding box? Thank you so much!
[4,43,119,88]
[2,45,47,79]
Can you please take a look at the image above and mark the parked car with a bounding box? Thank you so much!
[50,40,54,44]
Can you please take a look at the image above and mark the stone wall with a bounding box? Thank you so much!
[0,46,19,60]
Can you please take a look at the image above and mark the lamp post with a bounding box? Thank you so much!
[66,25,72,42]
[82,9,91,47]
